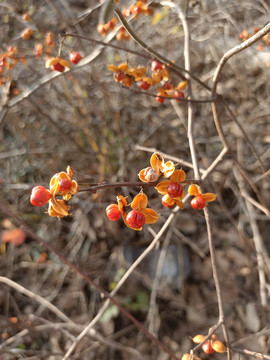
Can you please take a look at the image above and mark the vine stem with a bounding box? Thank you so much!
[78,179,200,193]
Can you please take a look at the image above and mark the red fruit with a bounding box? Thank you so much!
[138,80,150,90]
[167,182,183,198]
[163,82,173,90]
[126,210,145,229]
[191,196,207,210]
[69,52,82,64]
[59,178,72,191]
[202,341,215,354]
[174,91,185,102]
[51,63,65,72]
[30,186,52,207]
[151,60,163,72]
[156,94,165,103]
[114,71,125,82]
[106,204,121,221]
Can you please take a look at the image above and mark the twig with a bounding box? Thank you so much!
[212,23,270,93]
[241,192,270,218]
[0,276,73,326]
[78,179,199,193]
[203,207,231,355]
[147,223,174,334]
[232,347,270,360]
[234,167,267,306]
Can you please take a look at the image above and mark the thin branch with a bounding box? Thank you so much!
[0,276,73,326]
[212,22,270,92]
[204,207,231,359]
[78,178,199,193]
[147,223,174,334]
[234,168,267,306]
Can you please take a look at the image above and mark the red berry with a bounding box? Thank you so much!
[202,341,215,354]
[156,94,165,103]
[69,52,82,64]
[163,81,173,90]
[126,210,145,229]
[174,91,185,102]
[30,186,52,207]
[51,63,65,72]
[114,71,125,82]
[151,60,163,72]
[167,182,183,198]
[106,204,121,221]
[138,80,150,90]
[59,178,72,191]
[191,196,207,210]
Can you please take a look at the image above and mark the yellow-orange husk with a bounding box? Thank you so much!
[170,169,186,183]
[142,208,159,224]
[192,334,206,343]
[176,80,188,90]
[130,193,148,211]
[118,63,129,72]
[202,193,216,202]
[182,354,201,360]
[107,64,118,72]
[155,180,170,195]
[150,152,164,171]
[188,184,201,197]
[117,195,127,212]
[211,340,227,353]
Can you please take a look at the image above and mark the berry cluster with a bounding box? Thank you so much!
[108,60,187,103]
[97,18,118,37]
[0,46,27,88]
[192,334,226,354]
[30,166,79,218]
[239,27,270,52]
[30,154,216,227]
[45,51,82,72]
[106,193,158,231]
[97,1,153,40]
[123,1,154,19]
[106,152,216,230]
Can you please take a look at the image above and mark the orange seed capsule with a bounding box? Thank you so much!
[192,335,206,343]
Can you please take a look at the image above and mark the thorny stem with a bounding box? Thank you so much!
[0,199,180,360]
